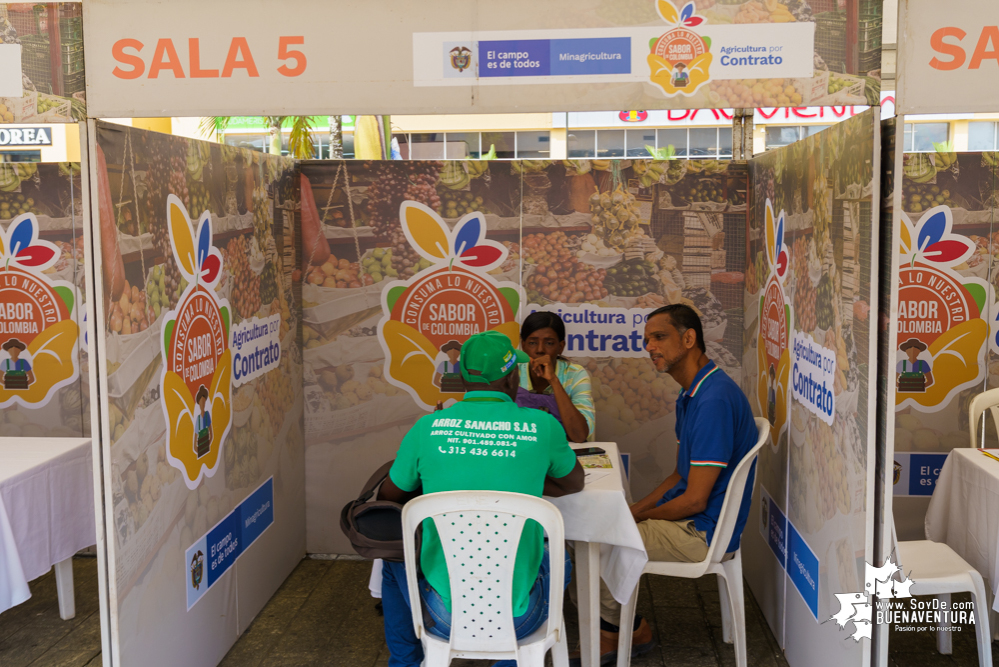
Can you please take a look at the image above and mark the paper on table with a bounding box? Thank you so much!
[584,469,613,484]
[579,454,612,469]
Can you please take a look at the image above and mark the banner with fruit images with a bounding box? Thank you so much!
[890,151,999,511]
[742,110,879,664]
[0,3,86,123]
[94,122,303,667]
[300,158,749,552]
[0,162,89,437]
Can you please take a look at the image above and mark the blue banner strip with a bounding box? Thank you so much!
[186,477,274,610]
[787,522,819,620]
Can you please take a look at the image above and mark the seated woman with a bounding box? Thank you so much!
[517,312,595,443]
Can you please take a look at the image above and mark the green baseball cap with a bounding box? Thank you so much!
[460,331,529,384]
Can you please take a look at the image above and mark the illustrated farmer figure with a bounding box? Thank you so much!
[195,385,213,458]
[1,339,34,389]
[767,364,777,426]
[896,338,933,393]
[433,340,465,394]
[672,62,690,89]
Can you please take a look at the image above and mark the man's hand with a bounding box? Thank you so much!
[530,355,558,384]
[544,460,584,497]
[378,474,422,503]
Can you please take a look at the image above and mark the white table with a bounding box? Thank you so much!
[552,442,648,667]
[925,448,999,636]
[0,437,96,619]
[367,441,647,667]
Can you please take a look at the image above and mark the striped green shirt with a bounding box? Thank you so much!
[519,359,596,441]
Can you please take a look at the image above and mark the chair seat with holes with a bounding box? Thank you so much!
[402,491,569,667]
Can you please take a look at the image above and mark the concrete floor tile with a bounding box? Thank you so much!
[647,575,700,609]
[49,613,101,652]
[661,644,719,666]
[0,622,74,667]
[277,559,332,598]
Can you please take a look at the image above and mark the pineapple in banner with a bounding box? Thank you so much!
[757,200,792,450]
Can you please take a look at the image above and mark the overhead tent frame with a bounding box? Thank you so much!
[17,2,885,666]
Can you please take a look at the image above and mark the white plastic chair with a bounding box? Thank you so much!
[889,520,992,665]
[969,387,999,448]
[615,417,769,667]
[401,491,569,667]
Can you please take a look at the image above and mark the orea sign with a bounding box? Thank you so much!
[897,0,999,113]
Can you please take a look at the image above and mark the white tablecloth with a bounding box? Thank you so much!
[0,438,96,614]
[367,441,648,603]
[925,448,999,613]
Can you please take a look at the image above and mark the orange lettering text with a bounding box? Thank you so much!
[149,38,185,78]
[969,26,999,69]
[929,27,966,70]
[188,38,219,78]
[111,39,145,79]
[222,38,259,77]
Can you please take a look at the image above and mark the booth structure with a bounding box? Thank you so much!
[19,1,999,667]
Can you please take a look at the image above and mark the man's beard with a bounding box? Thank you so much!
[659,347,687,373]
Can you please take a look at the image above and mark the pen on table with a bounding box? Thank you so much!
[979,449,999,464]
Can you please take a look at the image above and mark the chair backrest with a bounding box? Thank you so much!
[704,417,770,565]
[969,388,999,448]
[401,491,565,654]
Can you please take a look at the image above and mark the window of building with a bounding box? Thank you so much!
[764,125,830,150]
[969,122,998,151]
[597,130,625,158]
[516,131,550,159]
[626,129,657,158]
[0,150,40,162]
[445,132,480,159]
[409,133,445,159]
[903,123,950,152]
[567,130,596,158]
[657,128,687,157]
[481,132,516,159]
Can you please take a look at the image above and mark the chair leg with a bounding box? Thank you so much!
[54,557,75,621]
[717,573,733,644]
[422,638,451,667]
[721,555,747,667]
[616,581,641,667]
[551,617,569,667]
[935,594,952,655]
[969,572,994,667]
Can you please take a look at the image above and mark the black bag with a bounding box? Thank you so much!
[340,461,406,562]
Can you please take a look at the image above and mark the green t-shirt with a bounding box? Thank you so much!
[389,390,577,616]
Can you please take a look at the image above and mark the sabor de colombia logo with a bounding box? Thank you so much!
[756,199,791,450]
[0,213,79,409]
[647,0,711,97]
[377,202,521,410]
[160,195,233,489]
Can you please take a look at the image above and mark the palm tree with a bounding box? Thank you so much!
[199,116,318,159]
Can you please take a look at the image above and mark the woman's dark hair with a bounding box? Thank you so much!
[648,304,706,353]
[520,311,569,361]
[196,385,209,403]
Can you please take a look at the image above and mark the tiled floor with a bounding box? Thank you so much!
[1,556,994,666]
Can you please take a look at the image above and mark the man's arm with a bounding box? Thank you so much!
[378,475,422,503]
[543,460,584,497]
[630,470,682,519]
[633,465,722,522]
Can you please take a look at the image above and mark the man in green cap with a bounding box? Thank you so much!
[378,330,584,667]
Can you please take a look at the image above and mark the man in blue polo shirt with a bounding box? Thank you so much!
[587,304,758,664]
